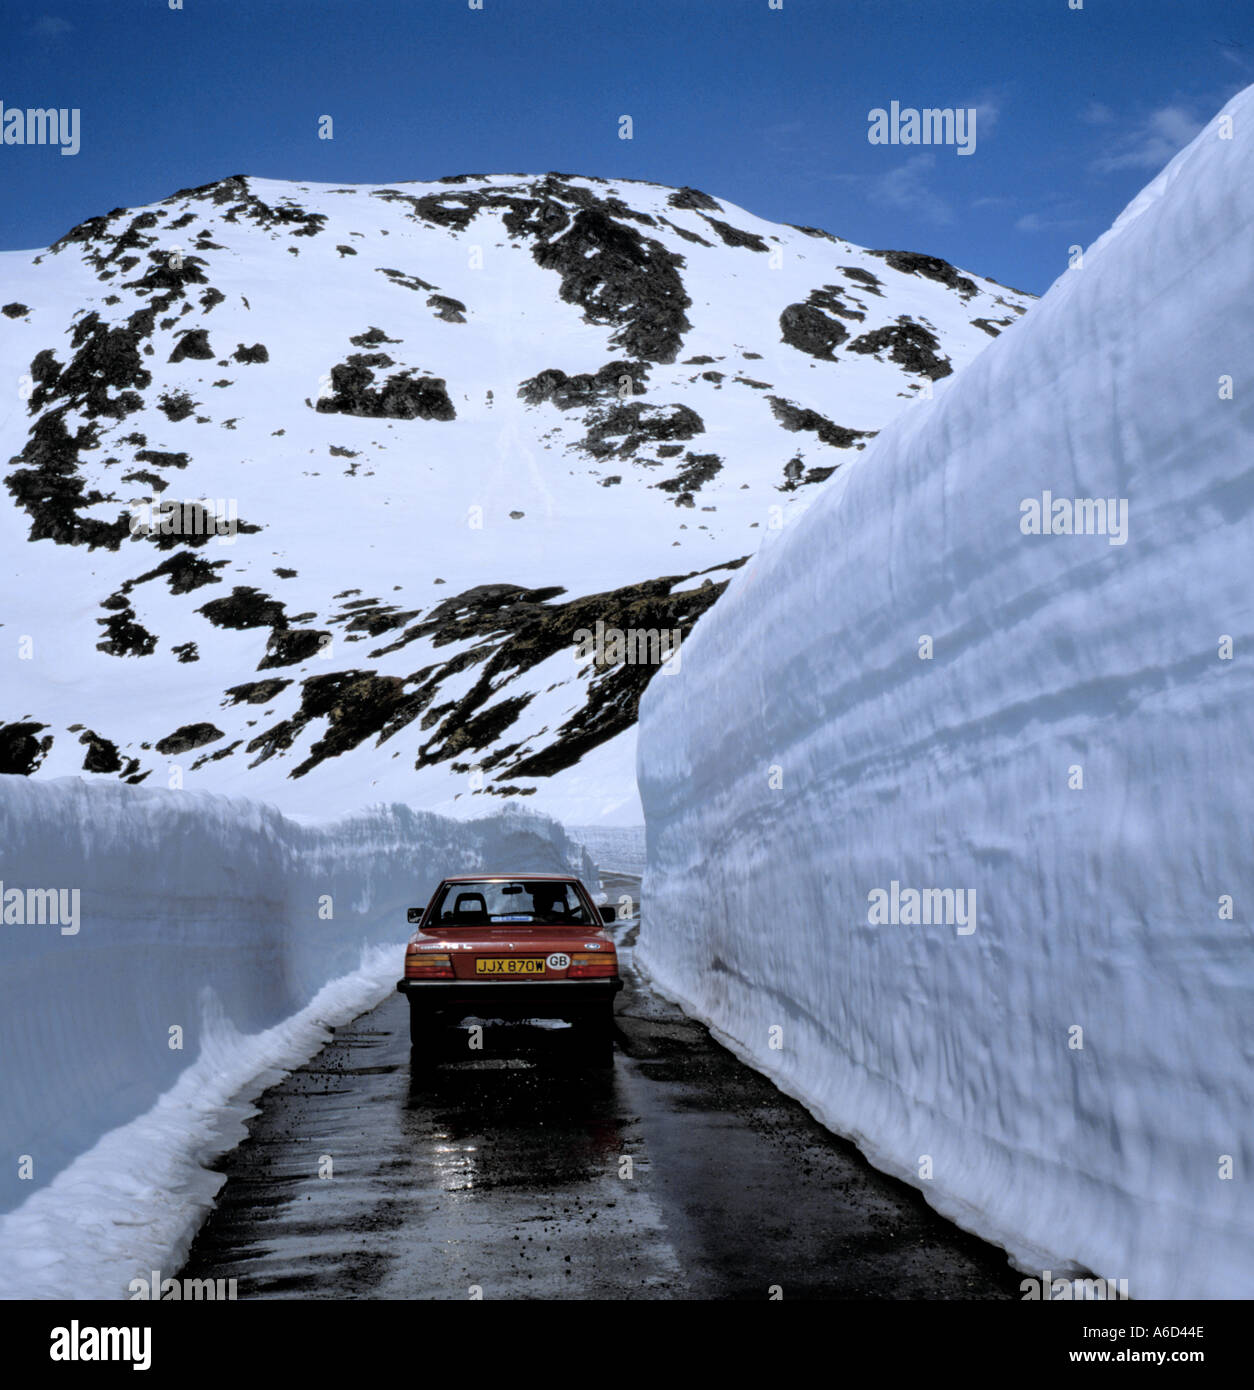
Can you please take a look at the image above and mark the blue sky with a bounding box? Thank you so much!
[1,0,1249,293]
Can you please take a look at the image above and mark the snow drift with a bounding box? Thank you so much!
[636,87,1254,1299]
[0,774,591,1296]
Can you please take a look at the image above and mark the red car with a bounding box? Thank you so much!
[396,874,622,1054]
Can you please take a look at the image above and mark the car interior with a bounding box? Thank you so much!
[437,882,591,926]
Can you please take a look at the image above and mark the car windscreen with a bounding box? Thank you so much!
[431,880,593,926]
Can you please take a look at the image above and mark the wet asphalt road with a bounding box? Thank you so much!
[180,898,1021,1300]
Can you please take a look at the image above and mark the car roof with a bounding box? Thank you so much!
[440,873,580,883]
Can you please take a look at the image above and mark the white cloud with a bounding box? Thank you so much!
[867,153,954,226]
[971,96,1002,136]
[1013,208,1085,236]
[1090,103,1205,173]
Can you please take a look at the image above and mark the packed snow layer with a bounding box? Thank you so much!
[0,774,592,1296]
[567,824,647,879]
[636,87,1254,1300]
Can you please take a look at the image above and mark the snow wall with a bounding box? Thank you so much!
[0,775,593,1221]
[636,88,1254,1300]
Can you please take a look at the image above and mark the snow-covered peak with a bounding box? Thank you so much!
[0,170,1033,824]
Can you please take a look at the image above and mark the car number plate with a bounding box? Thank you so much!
[476,957,545,976]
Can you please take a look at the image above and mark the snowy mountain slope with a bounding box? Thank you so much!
[0,173,1032,825]
[635,87,1254,1299]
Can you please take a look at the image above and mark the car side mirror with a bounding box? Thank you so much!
[407,907,423,924]
[599,905,616,923]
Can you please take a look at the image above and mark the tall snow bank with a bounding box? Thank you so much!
[0,775,590,1291]
[636,87,1254,1300]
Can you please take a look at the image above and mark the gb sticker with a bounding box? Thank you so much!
[546,952,571,971]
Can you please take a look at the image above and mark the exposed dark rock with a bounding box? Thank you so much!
[847,315,953,379]
[532,202,691,362]
[780,301,850,359]
[2,303,29,318]
[123,549,227,594]
[661,219,713,247]
[133,449,189,470]
[25,312,151,420]
[155,723,223,756]
[120,249,210,295]
[258,628,332,669]
[120,469,166,492]
[224,678,292,705]
[232,342,269,363]
[700,217,768,252]
[578,401,704,459]
[869,249,977,299]
[842,266,884,295]
[767,395,874,449]
[0,722,53,775]
[95,603,157,657]
[315,354,455,421]
[4,411,131,549]
[160,176,326,239]
[376,267,435,292]
[371,176,692,360]
[518,360,648,409]
[157,389,196,421]
[657,452,723,496]
[264,561,739,789]
[79,730,122,773]
[349,326,401,347]
[779,458,837,492]
[198,586,287,630]
[971,316,1013,338]
[668,186,722,212]
[808,285,865,321]
[789,225,839,242]
[427,294,467,323]
[169,328,214,362]
[191,740,241,770]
